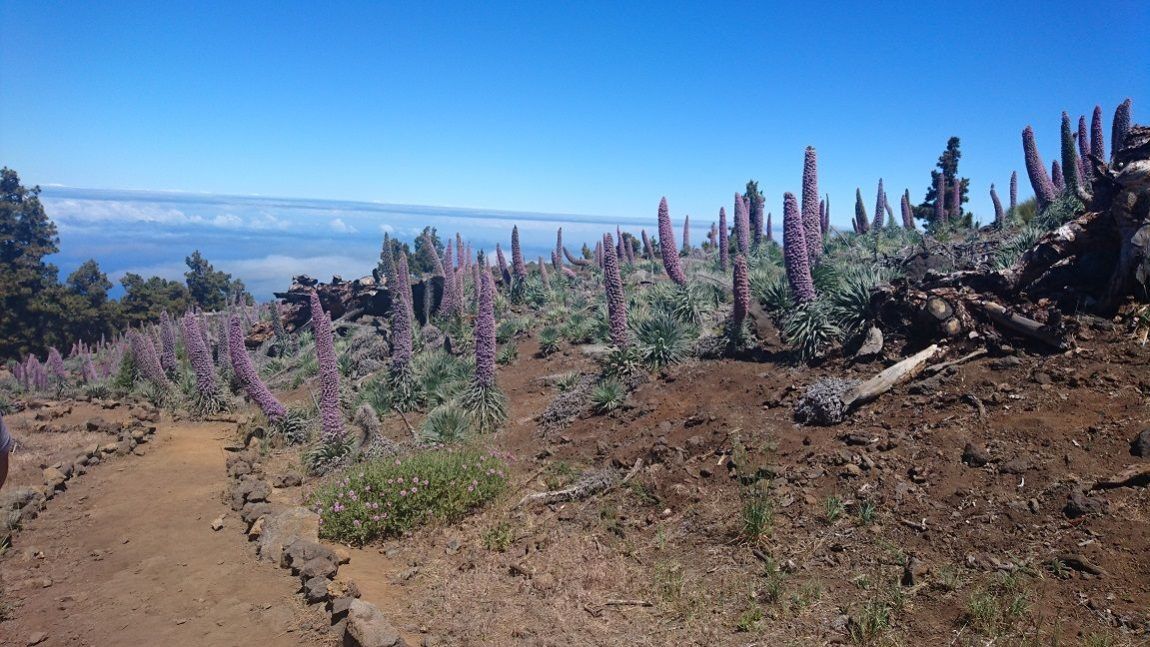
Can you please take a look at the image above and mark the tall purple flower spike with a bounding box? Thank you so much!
[990,184,1004,226]
[641,229,652,260]
[1076,115,1090,183]
[1022,125,1057,209]
[658,197,688,285]
[538,256,551,289]
[229,315,286,421]
[159,311,178,374]
[884,195,894,228]
[681,215,690,252]
[934,173,946,223]
[734,193,750,256]
[511,225,527,280]
[624,232,635,264]
[602,233,628,349]
[819,199,828,236]
[1009,171,1018,212]
[456,232,465,269]
[616,226,624,260]
[47,347,66,380]
[594,240,603,268]
[474,271,497,389]
[783,192,815,303]
[901,190,915,230]
[441,239,458,317]
[551,247,561,270]
[1090,105,1105,165]
[1051,161,1064,193]
[1111,98,1132,160]
[495,243,511,285]
[718,207,729,271]
[392,252,414,370]
[555,228,564,267]
[855,188,870,233]
[872,179,885,232]
[801,146,821,264]
[732,253,749,328]
[130,330,169,387]
[1060,112,1081,192]
[182,312,218,395]
[396,249,414,322]
[310,290,344,440]
[766,211,773,242]
[424,231,445,276]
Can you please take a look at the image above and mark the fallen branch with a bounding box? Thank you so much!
[1093,465,1150,490]
[977,301,1070,349]
[846,344,943,408]
[795,344,942,425]
[516,458,642,508]
[1053,553,1107,576]
[924,348,988,375]
[393,406,418,440]
[604,599,653,607]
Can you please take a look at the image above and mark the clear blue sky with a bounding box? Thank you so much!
[2,1,1147,226]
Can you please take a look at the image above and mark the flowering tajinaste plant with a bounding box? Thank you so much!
[801,146,821,263]
[641,229,652,260]
[901,190,915,230]
[855,187,871,233]
[783,192,815,303]
[456,232,465,269]
[718,206,729,271]
[734,193,750,256]
[130,330,169,388]
[423,231,445,276]
[1052,161,1065,193]
[872,179,885,232]
[990,184,1004,226]
[1060,112,1081,193]
[594,240,603,268]
[950,178,961,219]
[391,256,414,373]
[602,233,628,349]
[310,290,345,440]
[495,243,511,285]
[396,250,414,322]
[441,240,458,317]
[538,256,551,289]
[229,314,287,421]
[1111,98,1132,160]
[474,271,497,388]
[158,311,178,375]
[47,347,66,381]
[765,211,773,242]
[511,225,527,281]
[1077,114,1090,182]
[819,199,828,236]
[681,214,690,253]
[732,253,749,327]
[183,312,218,394]
[1090,105,1105,164]
[1009,171,1018,213]
[657,197,688,285]
[1022,125,1057,209]
[555,227,564,267]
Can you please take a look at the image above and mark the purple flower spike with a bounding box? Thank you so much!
[538,256,551,289]
[1077,115,1090,182]
[1052,161,1064,193]
[1090,105,1105,165]
[783,192,815,303]
[766,211,773,242]
[555,228,564,267]
[474,271,497,389]
[159,311,178,374]
[47,347,66,380]
[441,239,458,317]
[456,232,465,269]
[718,207,729,271]
[424,231,445,276]
[1009,171,1018,213]
[872,179,885,232]
[901,190,914,230]
[990,184,1004,226]
[183,312,218,395]
[391,253,414,371]
[856,188,871,233]
[495,243,511,285]
[934,174,946,223]
[130,330,169,387]
[511,225,527,280]
[732,253,749,328]
[229,315,286,421]
[602,233,628,349]
[734,193,750,256]
[310,290,344,440]
[1111,98,1132,160]
[682,215,690,253]
[1060,112,1081,192]
[1022,125,1057,209]
[658,197,688,285]
[801,146,821,263]
[641,229,652,260]
[819,199,828,236]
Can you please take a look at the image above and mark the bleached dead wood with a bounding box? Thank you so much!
[978,301,1069,349]
[924,348,988,376]
[795,345,942,425]
[844,344,943,408]
[516,458,642,508]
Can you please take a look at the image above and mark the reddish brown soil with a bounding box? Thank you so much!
[322,330,1150,646]
[0,405,331,647]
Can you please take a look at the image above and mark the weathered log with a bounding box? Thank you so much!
[978,301,1070,349]
[924,348,988,376]
[795,344,942,425]
[844,344,943,408]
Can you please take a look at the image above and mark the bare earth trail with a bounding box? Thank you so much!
[1,419,330,647]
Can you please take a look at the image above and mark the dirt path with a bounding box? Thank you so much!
[0,418,331,647]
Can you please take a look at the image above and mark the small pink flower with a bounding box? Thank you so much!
[410,487,418,494]
[400,490,407,497]
[352,519,361,528]
[467,485,475,492]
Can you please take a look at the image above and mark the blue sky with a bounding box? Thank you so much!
[2,2,1147,296]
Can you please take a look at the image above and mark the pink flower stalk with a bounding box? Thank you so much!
[1077,115,1090,182]
[934,173,947,222]
[555,228,564,267]
[563,246,590,267]
[783,192,815,303]
[424,231,445,276]
[766,211,773,242]
[456,232,465,269]
[1060,112,1081,192]
[901,190,915,230]
[682,214,691,252]
[884,194,894,228]
[856,188,871,233]
[82,353,98,384]
[561,266,577,279]
[228,315,286,421]
[1051,161,1064,193]
[511,225,527,280]
[47,347,66,380]
[159,311,178,374]
[130,330,169,387]
[474,271,497,388]
[657,197,688,285]
[1009,171,1018,212]
[1111,98,1132,160]
[801,146,821,264]
[441,240,458,317]
[182,312,218,395]
[495,243,511,285]
[1022,125,1057,209]
[1090,105,1105,164]
[309,290,344,440]
[396,250,414,322]
[708,223,717,248]
[872,179,885,232]
[550,250,561,271]
[734,193,750,255]
[732,253,749,327]
[641,229,652,260]
[393,253,414,369]
[594,240,603,268]
[819,199,828,236]
[538,256,551,289]
[990,184,1004,226]
[718,207,729,271]
[602,233,628,349]
[624,233,635,265]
